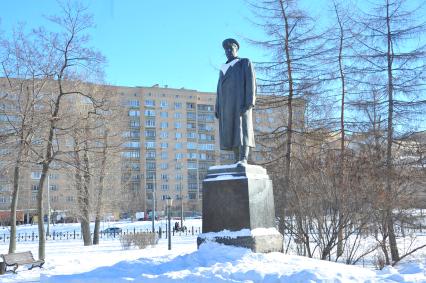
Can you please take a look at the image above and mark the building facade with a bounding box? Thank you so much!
[0,80,303,222]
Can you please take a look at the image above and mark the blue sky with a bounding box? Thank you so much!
[1,0,277,92]
[2,1,423,93]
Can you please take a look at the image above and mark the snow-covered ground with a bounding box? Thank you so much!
[0,220,425,282]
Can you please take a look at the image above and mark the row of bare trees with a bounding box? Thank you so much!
[0,2,124,259]
[250,0,425,266]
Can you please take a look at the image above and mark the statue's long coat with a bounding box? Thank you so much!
[215,58,256,150]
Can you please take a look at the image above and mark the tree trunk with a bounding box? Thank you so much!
[73,137,92,246]
[385,0,399,262]
[8,163,20,254]
[335,4,346,258]
[278,0,295,238]
[93,130,108,245]
[37,163,49,260]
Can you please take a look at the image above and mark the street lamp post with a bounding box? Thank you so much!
[151,173,156,233]
[46,174,50,236]
[179,183,183,229]
[166,196,173,250]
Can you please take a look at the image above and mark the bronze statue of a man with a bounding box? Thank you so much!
[215,38,256,164]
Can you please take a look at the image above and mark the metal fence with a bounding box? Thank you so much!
[0,226,202,243]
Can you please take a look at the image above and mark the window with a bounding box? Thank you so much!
[125,131,141,138]
[175,163,183,169]
[129,110,140,117]
[188,152,197,159]
[160,111,168,118]
[51,196,59,202]
[187,132,197,139]
[160,131,168,138]
[0,184,9,192]
[145,130,156,138]
[145,141,156,149]
[160,163,168,170]
[175,132,182,139]
[174,112,182,119]
[122,151,140,158]
[198,144,215,151]
[175,153,184,159]
[197,104,214,111]
[66,196,75,202]
[161,184,169,191]
[144,110,156,117]
[187,103,195,109]
[161,174,169,181]
[145,120,156,127]
[175,143,182,149]
[145,151,156,159]
[160,101,168,108]
[268,117,275,123]
[188,161,197,169]
[161,195,170,200]
[160,122,168,129]
[130,120,140,128]
[145,99,155,107]
[175,174,183,180]
[187,122,196,129]
[160,142,168,149]
[49,173,59,179]
[188,182,198,190]
[31,172,42,180]
[198,113,214,122]
[174,102,182,109]
[187,142,197,150]
[131,163,140,170]
[49,184,58,191]
[188,193,197,199]
[175,184,183,191]
[174,122,182,129]
[32,184,40,191]
[128,100,140,107]
[146,172,156,180]
[187,112,196,120]
[124,141,140,148]
[161,152,168,159]
[147,162,156,170]
[0,196,9,203]
[198,123,214,132]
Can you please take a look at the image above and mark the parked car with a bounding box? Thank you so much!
[102,227,122,235]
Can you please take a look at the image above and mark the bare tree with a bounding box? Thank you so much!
[247,0,327,237]
[350,0,426,262]
[0,26,50,253]
[27,1,105,260]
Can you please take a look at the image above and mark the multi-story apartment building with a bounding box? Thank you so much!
[116,84,220,217]
[0,79,305,222]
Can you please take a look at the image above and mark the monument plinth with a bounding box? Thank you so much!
[197,164,283,253]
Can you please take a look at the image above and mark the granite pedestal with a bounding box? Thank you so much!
[197,164,283,253]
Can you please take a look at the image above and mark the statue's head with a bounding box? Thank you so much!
[222,38,239,61]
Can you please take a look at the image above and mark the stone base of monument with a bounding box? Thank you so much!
[197,164,283,253]
[197,228,283,253]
